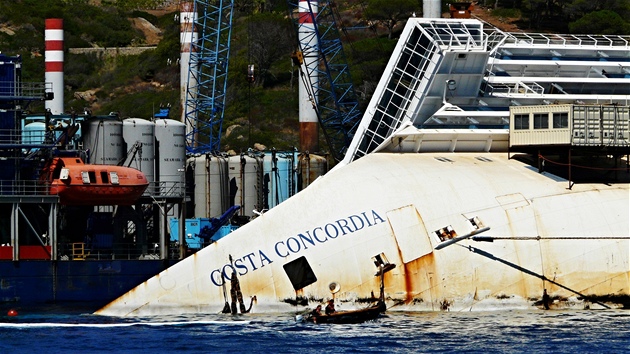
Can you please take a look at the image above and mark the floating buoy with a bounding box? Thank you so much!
[7,309,18,316]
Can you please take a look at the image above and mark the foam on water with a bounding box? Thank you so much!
[0,319,251,328]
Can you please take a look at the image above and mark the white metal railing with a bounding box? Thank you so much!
[500,32,630,48]
[484,81,545,96]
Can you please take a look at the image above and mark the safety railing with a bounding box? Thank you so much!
[0,180,51,197]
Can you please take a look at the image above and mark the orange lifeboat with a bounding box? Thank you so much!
[41,157,149,205]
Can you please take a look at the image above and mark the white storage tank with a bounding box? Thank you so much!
[262,149,298,209]
[227,153,263,219]
[83,115,124,165]
[298,152,328,190]
[123,118,155,186]
[190,153,229,218]
[155,118,186,197]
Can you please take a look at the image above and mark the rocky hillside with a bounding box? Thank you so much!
[0,1,530,154]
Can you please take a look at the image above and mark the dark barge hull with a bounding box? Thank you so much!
[0,259,174,311]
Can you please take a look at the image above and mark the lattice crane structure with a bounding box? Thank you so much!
[287,0,363,162]
[182,0,234,154]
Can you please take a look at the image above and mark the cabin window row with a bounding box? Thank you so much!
[80,171,120,185]
[513,112,569,130]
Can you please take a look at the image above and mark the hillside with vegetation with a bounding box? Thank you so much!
[0,0,628,154]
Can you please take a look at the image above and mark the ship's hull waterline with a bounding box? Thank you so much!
[96,153,629,316]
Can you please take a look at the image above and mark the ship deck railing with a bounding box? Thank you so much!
[484,81,545,96]
[59,241,164,261]
[0,81,52,101]
[0,180,186,200]
[143,181,186,199]
[0,180,52,199]
[500,32,630,48]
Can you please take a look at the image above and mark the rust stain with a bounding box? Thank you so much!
[396,252,438,306]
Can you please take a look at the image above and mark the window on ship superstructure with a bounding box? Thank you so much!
[553,112,568,128]
[514,114,529,130]
[533,113,549,129]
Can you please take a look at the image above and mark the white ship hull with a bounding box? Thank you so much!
[97,18,630,316]
[97,152,629,316]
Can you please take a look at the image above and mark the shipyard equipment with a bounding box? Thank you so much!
[287,0,363,161]
[182,0,234,154]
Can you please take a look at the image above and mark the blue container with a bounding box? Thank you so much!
[170,218,239,249]
[169,218,209,249]
[212,225,238,242]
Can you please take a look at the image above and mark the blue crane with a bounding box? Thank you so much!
[182,0,234,154]
[286,0,363,162]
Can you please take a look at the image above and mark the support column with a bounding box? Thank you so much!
[49,202,57,261]
[11,203,18,261]
[158,201,168,260]
[179,201,186,260]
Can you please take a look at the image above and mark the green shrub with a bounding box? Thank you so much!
[490,8,521,19]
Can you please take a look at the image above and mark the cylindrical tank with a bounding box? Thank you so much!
[298,152,328,190]
[227,153,262,219]
[262,149,298,209]
[123,118,155,187]
[190,154,229,218]
[22,119,46,147]
[82,115,124,165]
[154,118,186,197]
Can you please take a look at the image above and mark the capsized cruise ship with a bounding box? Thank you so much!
[96,19,629,316]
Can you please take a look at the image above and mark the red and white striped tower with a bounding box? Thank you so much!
[45,18,64,114]
[180,1,198,145]
[298,0,319,153]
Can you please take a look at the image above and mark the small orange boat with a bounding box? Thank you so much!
[41,157,149,205]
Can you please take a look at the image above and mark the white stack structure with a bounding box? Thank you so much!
[45,18,64,115]
[180,1,199,145]
[297,0,319,153]
[423,0,442,18]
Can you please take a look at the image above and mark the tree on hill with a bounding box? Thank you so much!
[569,10,630,35]
[363,0,418,39]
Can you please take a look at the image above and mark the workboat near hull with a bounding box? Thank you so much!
[96,152,629,316]
[302,302,386,324]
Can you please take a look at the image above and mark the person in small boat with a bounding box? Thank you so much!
[325,299,335,315]
[311,305,322,317]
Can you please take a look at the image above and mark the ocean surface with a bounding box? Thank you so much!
[0,307,628,353]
